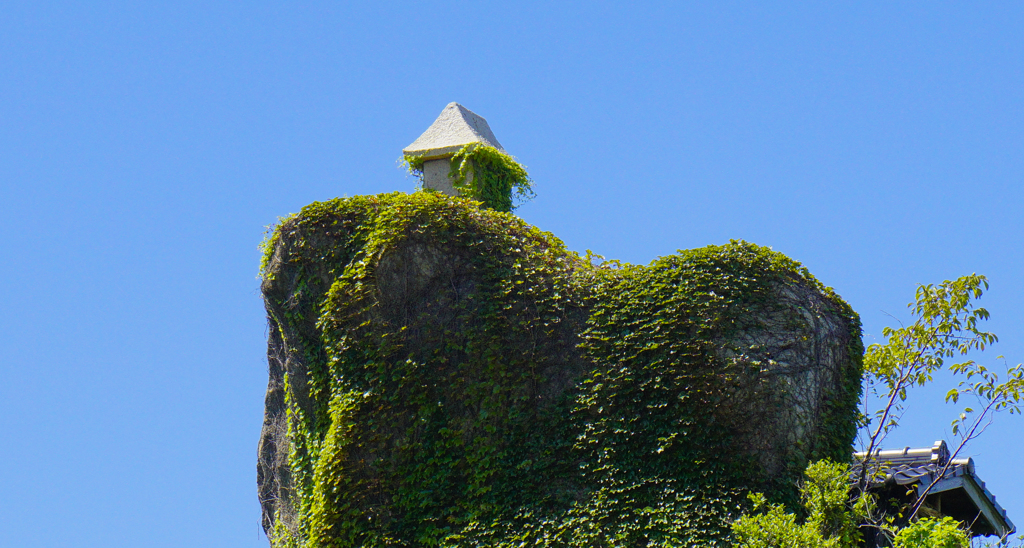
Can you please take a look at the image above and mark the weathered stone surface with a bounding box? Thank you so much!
[716,279,858,476]
[420,158,457,196]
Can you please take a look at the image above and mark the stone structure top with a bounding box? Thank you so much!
[403,102,505,161]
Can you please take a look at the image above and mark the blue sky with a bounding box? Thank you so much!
[1,2,1021,546]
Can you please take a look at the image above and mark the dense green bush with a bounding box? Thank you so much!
[894,517,970,548]
[732,461,860,548]
[732,460,972,548]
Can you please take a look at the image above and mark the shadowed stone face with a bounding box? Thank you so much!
[716,280,853,476]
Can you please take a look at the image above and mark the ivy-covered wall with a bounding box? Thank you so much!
[257,192,862,547]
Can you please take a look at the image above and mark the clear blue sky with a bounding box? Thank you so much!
[2,3,1021,546]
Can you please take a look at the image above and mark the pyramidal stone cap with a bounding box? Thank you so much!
[403,102,505,160]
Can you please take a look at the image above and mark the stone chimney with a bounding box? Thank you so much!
[403,102,505,196]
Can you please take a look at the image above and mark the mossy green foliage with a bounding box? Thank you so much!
[260,192,862,547]
[540,242,863,546]
[265,191,584,546]
[404,144,535,212]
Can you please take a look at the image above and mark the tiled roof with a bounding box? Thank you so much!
[851,441,1014,538]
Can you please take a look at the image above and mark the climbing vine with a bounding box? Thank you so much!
[258,193,863,547]
[403,144,535,212]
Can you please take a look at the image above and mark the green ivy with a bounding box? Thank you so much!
[403,144,535,212]
[260,192,863,547]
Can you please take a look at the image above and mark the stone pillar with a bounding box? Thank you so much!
[403,102,503,195]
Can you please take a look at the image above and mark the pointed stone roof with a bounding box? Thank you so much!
[403,102,505,160]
